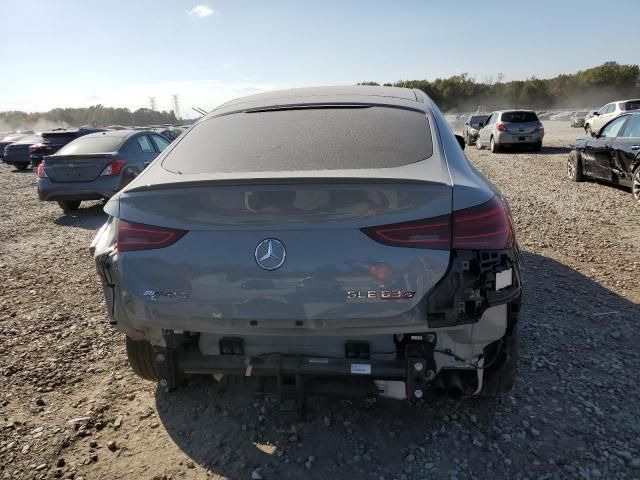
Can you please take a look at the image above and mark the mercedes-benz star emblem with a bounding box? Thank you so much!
[254,238,286,271]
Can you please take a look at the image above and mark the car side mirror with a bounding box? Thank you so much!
[593,112,599,116]
[455,134,465,151]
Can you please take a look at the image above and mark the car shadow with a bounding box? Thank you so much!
[54,202,107,230]
[10,167,33,173]
[537,146,573,155]
[153,251,640,479]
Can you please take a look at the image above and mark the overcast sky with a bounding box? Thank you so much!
[1,0,639,116]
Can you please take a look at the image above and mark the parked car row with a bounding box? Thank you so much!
[0,124,188,170]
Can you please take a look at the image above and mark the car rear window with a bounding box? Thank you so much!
[162,106,433,173]
[623,100,640,111]
[56,136,125,155]
[501,111,539,123]
[470,116,488,125]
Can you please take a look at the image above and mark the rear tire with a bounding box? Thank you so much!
[125,336,159,381]
[57,200,81,212]
[490,137,499,153]
[476,138,484,150]
[567,150,584,182]
[16,164,29,171]
[532,142,542,152]
[481,328,518,396]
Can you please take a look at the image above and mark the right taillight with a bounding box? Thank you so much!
[117,220,186,252]
[362,196,514,251]
[453,196,514,250]
[36,162,48,178]
[100,159,126,176]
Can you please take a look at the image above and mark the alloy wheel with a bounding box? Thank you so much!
[633,168,640,201]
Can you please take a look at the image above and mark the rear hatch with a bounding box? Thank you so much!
[501,111,540,134]
[44,153,114,182]
[110,105,454,330]
[116,180,452,329]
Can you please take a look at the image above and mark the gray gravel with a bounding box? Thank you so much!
[0,121,639,480]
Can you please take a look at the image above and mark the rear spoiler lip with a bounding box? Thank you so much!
[43,153,115,162]
[124,176,448,194]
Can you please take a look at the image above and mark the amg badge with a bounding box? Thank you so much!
[346,290,416,300]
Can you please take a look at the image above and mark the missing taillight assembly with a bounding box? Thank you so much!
[117,220,186,252]
[100,159,126,176]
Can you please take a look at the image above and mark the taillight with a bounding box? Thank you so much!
[362,215,451,250]
[496,123,507,132]
[117,220,186,252]
[362,196,515,251]
[452,196,514,250]
[36,162,48,178]
[100,159,126,176]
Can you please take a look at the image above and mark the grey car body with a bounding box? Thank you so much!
[476,110,544,152]
[37,129,171,211]
[91,86,522,405]
[462,115,489,145]
[4,134,43,169]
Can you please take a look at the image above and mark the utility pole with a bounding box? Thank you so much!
[171,94,181,121]
[148,97,157,111]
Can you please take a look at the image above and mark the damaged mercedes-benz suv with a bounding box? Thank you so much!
[91,86,522,411]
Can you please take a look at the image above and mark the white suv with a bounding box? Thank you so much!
[585,99,640,135]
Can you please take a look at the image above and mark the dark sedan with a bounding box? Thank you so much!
[0,132,34,160]
[30,127,106,167]
[37,129,171,212]
[567,111,640,201]
[4,134,43,170]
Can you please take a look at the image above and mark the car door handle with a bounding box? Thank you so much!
[631,145,640,151]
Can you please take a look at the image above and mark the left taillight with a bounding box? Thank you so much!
[496,122,507,132]
[100,159,126,176]
[36,162,48,178]
[117,220,186,252]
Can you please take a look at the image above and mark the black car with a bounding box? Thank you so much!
[462,114,489,145]
[567,111,640,201]
[0,132,34,160]
[4,134,43,170]
[29,127,105,167]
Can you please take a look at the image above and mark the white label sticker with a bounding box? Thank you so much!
[350,364,372,375]
[495,268,513,291]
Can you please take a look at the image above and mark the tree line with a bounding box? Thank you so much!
[360,62,640,112]
[0,105,179,131]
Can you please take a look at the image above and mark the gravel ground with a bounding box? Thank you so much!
[1,122,639,480]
